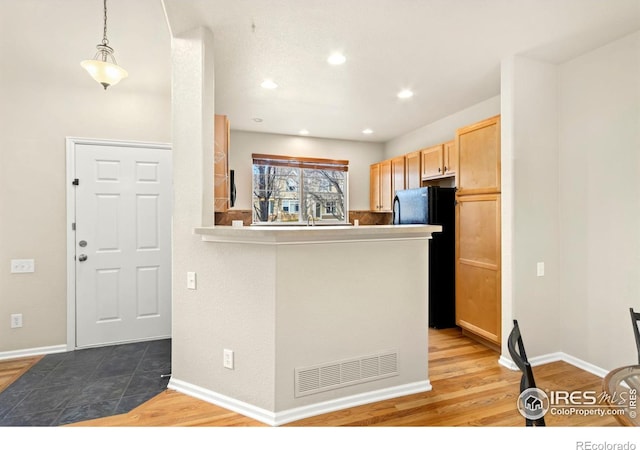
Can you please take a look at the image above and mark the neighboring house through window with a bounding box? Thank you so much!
[252,154,349,224]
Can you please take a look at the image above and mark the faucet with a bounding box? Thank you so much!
[307,209,315,226]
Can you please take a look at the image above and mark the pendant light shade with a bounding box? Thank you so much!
[81,0,127,90]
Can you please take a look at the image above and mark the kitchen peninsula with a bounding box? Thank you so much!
[168,224,440,426]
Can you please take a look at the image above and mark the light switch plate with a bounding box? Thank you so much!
[11,259,35,273]
[537,262,545,277]
[11,314,23,328]
[223,349,234,369]
[187,271,197,289]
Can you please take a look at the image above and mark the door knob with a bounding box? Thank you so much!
[78,240,87,247]
[78,254,88,262]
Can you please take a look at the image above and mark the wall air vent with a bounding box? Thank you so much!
[294,350,399,397]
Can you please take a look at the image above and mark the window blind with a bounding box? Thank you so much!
[252,154,349,172]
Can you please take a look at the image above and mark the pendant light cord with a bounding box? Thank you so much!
[101,0,109,46]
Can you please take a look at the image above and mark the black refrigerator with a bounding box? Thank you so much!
[392,186,456,329]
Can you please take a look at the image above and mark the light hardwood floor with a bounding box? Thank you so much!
[0,328,621,427]
[0,354,42,394]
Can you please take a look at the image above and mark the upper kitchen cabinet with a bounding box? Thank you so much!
[421,144,444,180]
[405,150,421,189]
[370,159,392,212]
[443,140,457,177]
[391,155,406,199]
[455,115,501,196]
[214,114,230,212]
[421,141,456,181]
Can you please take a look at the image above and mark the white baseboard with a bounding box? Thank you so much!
[273,380,432,426]
[0,344,67,361]
[556,352,608,378]
[498,355,518,370]
[168,377,432,426]
[529,351,565,367]
[498,351,607,378]
[167,378,277,425]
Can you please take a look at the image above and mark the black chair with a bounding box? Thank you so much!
[630,308,640,364]
[507,319,545,426]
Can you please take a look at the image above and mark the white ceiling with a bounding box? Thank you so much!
[3,1,639,143]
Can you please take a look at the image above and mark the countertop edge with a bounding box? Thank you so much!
[194,224,442,245]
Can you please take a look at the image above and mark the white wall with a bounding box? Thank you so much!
[170,27,278,410]
[500,56,561,357]
[384,96,501,159]
[0,79,170,353]
[274,239,429,412]
[501,31,640,371]
[228,130,384,212]
[557,31,640,370]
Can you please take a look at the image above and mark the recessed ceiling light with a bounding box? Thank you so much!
[397,89,414,99]
[299,129,309,135]
[253,117,263,122]
[260,79,278,89]
[327,53,346,65]
[362,128,373,135]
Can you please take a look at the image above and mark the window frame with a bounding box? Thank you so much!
[251,154,349,225]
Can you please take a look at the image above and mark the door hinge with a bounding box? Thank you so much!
[72,178,79,186]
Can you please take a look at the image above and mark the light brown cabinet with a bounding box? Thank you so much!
[405,150,421,189]
[456,193,501,345]
[421,140,456,180]
[370,164,380,212]
[391,155,406,199]
[421,144,444,180]
[214,114,230,212]
[455,115,501,346]
[455,117,500,196]
[443,140,457,176]
[370,159,392,212]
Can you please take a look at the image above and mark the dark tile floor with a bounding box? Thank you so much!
[0,338,171,426]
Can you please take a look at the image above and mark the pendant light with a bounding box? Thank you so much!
[81,0,128,89]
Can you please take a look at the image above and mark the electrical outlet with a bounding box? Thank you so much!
[187,272,197,290]
[11,259,35,273]
[223,349,234,369]
[11,314,23,328]
[537,262,545,277]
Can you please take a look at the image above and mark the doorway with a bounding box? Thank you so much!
[66,138,172,349]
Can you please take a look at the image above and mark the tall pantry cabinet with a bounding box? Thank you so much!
[455,115,501,346]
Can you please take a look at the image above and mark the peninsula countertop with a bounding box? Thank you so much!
[194,224,442,244]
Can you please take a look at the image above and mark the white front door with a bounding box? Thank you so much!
[73,141,172,348]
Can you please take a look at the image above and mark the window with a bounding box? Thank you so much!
[325,201,336,214]
[282,200,299,213]
[252,154,349,224]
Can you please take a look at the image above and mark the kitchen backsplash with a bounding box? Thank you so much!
[214,210,392,226]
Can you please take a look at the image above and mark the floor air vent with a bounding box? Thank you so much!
[294,351,398,397]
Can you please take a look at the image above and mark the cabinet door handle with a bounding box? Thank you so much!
[444,166,448,172]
